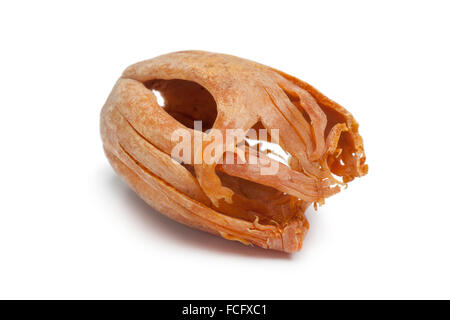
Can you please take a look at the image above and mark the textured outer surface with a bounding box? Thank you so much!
[100,51,367,253]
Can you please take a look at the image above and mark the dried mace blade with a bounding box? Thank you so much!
[100,51,368,253]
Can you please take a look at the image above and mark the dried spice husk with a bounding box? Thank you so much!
[101,51,368,252]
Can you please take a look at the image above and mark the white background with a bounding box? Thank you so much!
[1,1,449,299]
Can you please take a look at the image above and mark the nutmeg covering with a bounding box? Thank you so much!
[101,51,368,253]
